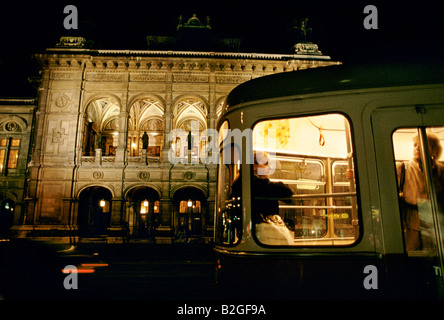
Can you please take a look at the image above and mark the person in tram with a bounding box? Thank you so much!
[396,132,444,251]
[231,151,293,225]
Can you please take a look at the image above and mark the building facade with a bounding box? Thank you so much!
[4,15,339,243]
[0,99,35,237]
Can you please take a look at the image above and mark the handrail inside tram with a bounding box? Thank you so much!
[258,192,357,199]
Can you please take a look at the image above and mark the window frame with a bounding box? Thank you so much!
[250,112,361,247]
[215,120,244,246]
[391,126,444,255]
[0,137,21,173]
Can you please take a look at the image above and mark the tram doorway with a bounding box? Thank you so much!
[78,187,112,237]
[372,105,444,298]
[173,187,206,240]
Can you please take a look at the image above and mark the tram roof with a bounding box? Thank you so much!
[224,60,444,108]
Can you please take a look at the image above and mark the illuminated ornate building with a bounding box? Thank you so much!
[0,99,35,237]
[4,14,339,243]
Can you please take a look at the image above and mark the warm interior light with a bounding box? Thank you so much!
[140,199,149,214]
[99,199,106,207]
[187,199,193,207]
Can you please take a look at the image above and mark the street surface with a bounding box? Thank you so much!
[61,242,220,300]
[1,240,223,300]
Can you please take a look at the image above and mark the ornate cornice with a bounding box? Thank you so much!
[44,48,332,61]
[35,52,338,74]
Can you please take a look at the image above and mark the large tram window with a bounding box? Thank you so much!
[392,127,444,255]
[252,113,359,246]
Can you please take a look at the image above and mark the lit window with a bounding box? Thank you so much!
[251,113,359,246]
[0,138,20,171]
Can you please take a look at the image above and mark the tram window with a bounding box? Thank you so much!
[252,113,359,246]
[215,120,242,245]
[392,127,444,255]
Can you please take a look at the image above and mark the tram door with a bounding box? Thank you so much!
[372,105,444,298]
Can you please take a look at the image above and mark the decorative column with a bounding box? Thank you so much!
[115,111,128,165]
[109,199,122,226]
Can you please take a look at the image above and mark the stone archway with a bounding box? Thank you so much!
[77,186,113,237]
[125,186,160,239]
[0,196,15,236]
[172,186,206,241]
[82,97,120,157]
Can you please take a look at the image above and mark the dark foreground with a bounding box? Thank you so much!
[0,239,222,300]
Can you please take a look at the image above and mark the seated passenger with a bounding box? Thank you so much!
[231,151,293,223]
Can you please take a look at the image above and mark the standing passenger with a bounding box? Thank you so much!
[397,132,444,251]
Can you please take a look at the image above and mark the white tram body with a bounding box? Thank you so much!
[214,61,444,299]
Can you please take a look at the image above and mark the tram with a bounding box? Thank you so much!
[214,60,444,299]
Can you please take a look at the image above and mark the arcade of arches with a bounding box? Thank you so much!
[82,96,212,161]
[74,95,215,242]
[76,185,209,242]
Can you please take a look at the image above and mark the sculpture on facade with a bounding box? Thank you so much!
[142,131,149,149]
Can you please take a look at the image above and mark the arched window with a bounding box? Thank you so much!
[127,98,164,158]
[82,98,120,156]
[173,98,208,161]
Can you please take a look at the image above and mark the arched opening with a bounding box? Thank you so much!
[82,98,120,157]
[126,186,160,239]
[127,98,164,160]
[172,98,208,161]
[78,186,112,237]
[0,197,14,236]
[173,187,206,241]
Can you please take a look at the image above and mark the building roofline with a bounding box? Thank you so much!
[45,47,332,61]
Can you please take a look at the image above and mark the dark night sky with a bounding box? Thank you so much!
[0,0,443,97]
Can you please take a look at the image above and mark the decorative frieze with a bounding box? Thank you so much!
[51,71,82,80]
[86,72,125,82]
[130,73,166,82]
[216,75,251,84]
[173,74,209,83]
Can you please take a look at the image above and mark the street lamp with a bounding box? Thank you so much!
[99,199,106,208]
[187,199,193,207]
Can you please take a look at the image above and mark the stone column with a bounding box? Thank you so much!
[115,111,128,165]
[110,198,123,226]
[141,148,147,165]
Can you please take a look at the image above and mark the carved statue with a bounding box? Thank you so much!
[187,131,194,150]
[142,131,149,149]
[293,17,312,42]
